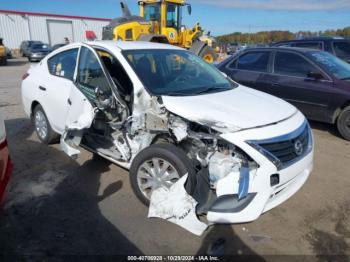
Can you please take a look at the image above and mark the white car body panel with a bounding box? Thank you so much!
[21,41,314,234]
[162,86,297,132]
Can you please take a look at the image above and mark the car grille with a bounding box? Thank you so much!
[248,121,312,170]
[259,125,309,165]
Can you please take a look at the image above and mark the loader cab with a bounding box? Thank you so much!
[140,0,191,44]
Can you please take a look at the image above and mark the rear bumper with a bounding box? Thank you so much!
[0,140,13,206]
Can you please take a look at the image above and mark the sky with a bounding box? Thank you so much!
[0,0,349,36]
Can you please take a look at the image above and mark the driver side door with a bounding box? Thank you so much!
[61,45,115,157]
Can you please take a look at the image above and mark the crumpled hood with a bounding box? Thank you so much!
[162,86,297,132]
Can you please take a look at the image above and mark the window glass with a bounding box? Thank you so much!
[333,41,350,57]
[77,47,111,102]
[47,48,78,80]
[123,49,236,96]
[144,3,161,24]
[294,42,322,50]
[308,51,350,80]
[237,52,270,72]
[274,52,320,78]
[166,3,180,29]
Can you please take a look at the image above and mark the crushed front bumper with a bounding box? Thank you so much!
[207,111,314,224]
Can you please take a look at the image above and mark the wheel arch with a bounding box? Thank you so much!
[333,100,350,123]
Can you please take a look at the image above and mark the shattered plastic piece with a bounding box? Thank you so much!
[238,166,250,200]
[148,175,208,236]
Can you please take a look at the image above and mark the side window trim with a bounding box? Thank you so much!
[271,50,332,81]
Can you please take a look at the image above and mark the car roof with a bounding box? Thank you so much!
[85,40,185,51]
[240,46,321,54]
[275,37,349,44]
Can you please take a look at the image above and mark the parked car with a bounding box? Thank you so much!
[21,41,313,224]
[51,43,67,51]
[272,37,350,63]
[0,113,13,206]
[5,47,12,59]
[217,47,350,140]
[27,43,51,62]
[20,40,43,57]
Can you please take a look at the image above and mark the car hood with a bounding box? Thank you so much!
[162,86,298,132]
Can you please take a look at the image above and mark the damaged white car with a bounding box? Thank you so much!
[22,41,314,231]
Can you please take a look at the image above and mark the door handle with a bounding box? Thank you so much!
[67,98,72,105]
[272,82,280,87]
[39,86,46,91]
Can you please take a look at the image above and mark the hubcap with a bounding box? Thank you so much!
[137,158,180,200]
[35,110,48,140]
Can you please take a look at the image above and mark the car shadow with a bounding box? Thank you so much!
[196,225,265,261]
[1,117,267,259]
[0,118,143,257]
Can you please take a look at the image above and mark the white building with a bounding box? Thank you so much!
[0,9,111,49]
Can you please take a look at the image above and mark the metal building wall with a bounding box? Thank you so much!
[0,12,110,49]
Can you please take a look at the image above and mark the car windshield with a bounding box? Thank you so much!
[308,51,350,80]
[31,44,49,50]
[123,49,236,96]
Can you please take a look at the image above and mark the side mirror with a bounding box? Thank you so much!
[187,4,192,15]
[306,71,323,80]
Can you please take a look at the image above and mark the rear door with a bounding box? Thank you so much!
[222,50,272,91]
[271,51,334,122]
[42,48,79,133]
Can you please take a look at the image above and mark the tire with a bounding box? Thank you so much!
[129,143,196,206]
[199,45,218,64]
[28,57,32,62]
[33,104,59,144]
[337,105,350,140]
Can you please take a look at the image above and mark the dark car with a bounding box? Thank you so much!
[217,47,350,140]
[27,43,51,62]
[20,40,43,57]
[272,37,350,63]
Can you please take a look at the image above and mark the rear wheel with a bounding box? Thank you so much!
[199,45,217,64]
[33,104,59,144]
[129,143,196,206]
[337,105,350,140]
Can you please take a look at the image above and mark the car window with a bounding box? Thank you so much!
[274,52,321,78]
[123,49,235,96]
[47,48,78,81]
[237,51,270,72]
[294,42,322,50]
[308,51,350,80]
[77,46,111,102]
[333,41,350,57]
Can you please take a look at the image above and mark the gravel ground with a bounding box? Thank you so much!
[0,58,349,260]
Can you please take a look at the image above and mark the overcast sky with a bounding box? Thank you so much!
[1,0,349,35]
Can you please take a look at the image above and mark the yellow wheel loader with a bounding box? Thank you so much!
[102,0,218,63]
[0,38,7,66]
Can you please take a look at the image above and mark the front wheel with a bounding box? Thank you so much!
[129,143,196,206]
[337,105,350,140]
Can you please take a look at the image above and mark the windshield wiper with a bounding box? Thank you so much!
[195,86,230,95]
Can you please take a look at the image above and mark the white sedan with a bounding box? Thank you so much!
[21,41,313,230]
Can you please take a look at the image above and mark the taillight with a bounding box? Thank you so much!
[22,72,29,80]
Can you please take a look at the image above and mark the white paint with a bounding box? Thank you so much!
[47,19,74,45]
[162,86,297,132]
[148,175,208,236]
